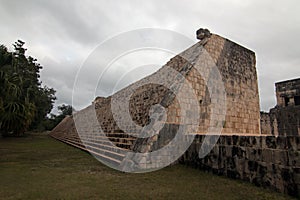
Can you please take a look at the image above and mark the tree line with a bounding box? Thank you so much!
[0,40,72,136]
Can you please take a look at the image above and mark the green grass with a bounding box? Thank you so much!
[0,133,296,200]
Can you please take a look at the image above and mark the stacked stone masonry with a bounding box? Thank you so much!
[260,78,300,137]
[50,29,299,197]
[179,135,300,196]
[89,33,261,136]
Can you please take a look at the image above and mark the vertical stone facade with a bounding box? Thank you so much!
[205,35,260,135]
[275,78,300,107]
[261,78,300,136]
[260,112,272,135]
[179,135,300,197]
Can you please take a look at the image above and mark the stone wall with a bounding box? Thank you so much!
[50,30,299,197]
[270,106,300,136]
[260,112,272,135]
[179,135,300,197]
[275,78,300,107]
[260,78,300,137]
[206,35,260,135]
[91,33,260,136]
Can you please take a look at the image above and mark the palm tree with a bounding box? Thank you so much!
[0,41,56,136]
[0,42,36,136]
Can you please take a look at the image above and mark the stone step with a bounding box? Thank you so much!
[50,133,126,165]
[79,139,128,154]
[62,134,134,148]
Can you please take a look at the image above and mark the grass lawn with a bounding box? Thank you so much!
[0,133,296,200]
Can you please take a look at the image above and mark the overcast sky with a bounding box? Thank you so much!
[0,0,299,113]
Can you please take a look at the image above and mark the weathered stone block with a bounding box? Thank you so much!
[287,136,298,151]
[226,136,232,145]
[239,136,251,147]
[266,136,277,149]
[225,146,232,157]
[288,151,300,167]
[276,136,287,149]
[273,150,288,165]
[232,136,239,145]
[262,149,273,163]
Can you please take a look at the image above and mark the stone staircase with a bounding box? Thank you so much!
[50,130,136,166]
[49,105,139,167]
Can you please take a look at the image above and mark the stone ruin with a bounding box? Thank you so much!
[50,29,300,197]
[261,78,300,136]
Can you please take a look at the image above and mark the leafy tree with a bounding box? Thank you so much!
[0,40,56,136]
[38,104,74,131]
[30,86,56,130]
[51,104,74,127]
[57,104,73,116]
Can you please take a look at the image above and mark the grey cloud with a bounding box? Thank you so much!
[0,0,299,113]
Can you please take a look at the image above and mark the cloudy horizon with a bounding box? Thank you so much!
[1,0,299,113]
